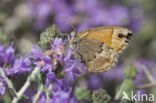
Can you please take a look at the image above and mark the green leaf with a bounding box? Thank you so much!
[121,79,137,98]
[124,65,138,79]
[75,86,90,101]
[39,25,66,49]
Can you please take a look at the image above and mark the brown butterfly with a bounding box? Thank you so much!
[70,26,132,73]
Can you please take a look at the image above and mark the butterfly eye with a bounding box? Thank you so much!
[118,33,123,38]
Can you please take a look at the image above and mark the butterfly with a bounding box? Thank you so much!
[70,26,132,73]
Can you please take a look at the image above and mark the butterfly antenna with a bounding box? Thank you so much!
[60,17,77,42]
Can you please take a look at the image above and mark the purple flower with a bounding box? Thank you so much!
[101,66,125,81]
[38,94,47,103]
[53,38,64,48]
[63,49,87,81]
[52,78,80,103]
[0,43,15,65]
[31,45,44,61]
[30,37,86,82]
[30,45,53,69]
[51,38,86,81]
[23,57,31,67]
[29,0,53,30]
[52,88,72,103]
[77,3,130,31]
[53,79,71,93]
[0,76,6,95]
[75,0,100,14]
[28,37,86,103]
[6,56,32,76]
[0,43,32,76]
[39,78,77,103]
[46,72,56,85]
[30,45,53,72]
[41,56,53,72]
[46,72,56,81]
[64,62,82,81]
[27,0,144,32]
[51,38,65,58]
[38,93,53,103]
[88,74,103,90]
[52,79,74,103]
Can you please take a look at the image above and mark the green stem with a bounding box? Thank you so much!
[142,65,155,83]
[0,69,17,97]
[12,66,41,103]
[33,84,44,103]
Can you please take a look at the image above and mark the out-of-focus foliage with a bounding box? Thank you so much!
[75,86,90,101]
[39,24,65,49]
[121,65,138,102]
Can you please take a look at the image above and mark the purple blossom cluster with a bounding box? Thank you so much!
[0,43,31,95]
[28,0,144,32]
[0,43,15,65]
[30,37,86,102]
[0,37,87,102]
[31,38,86,82]
[39,80,78,103]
